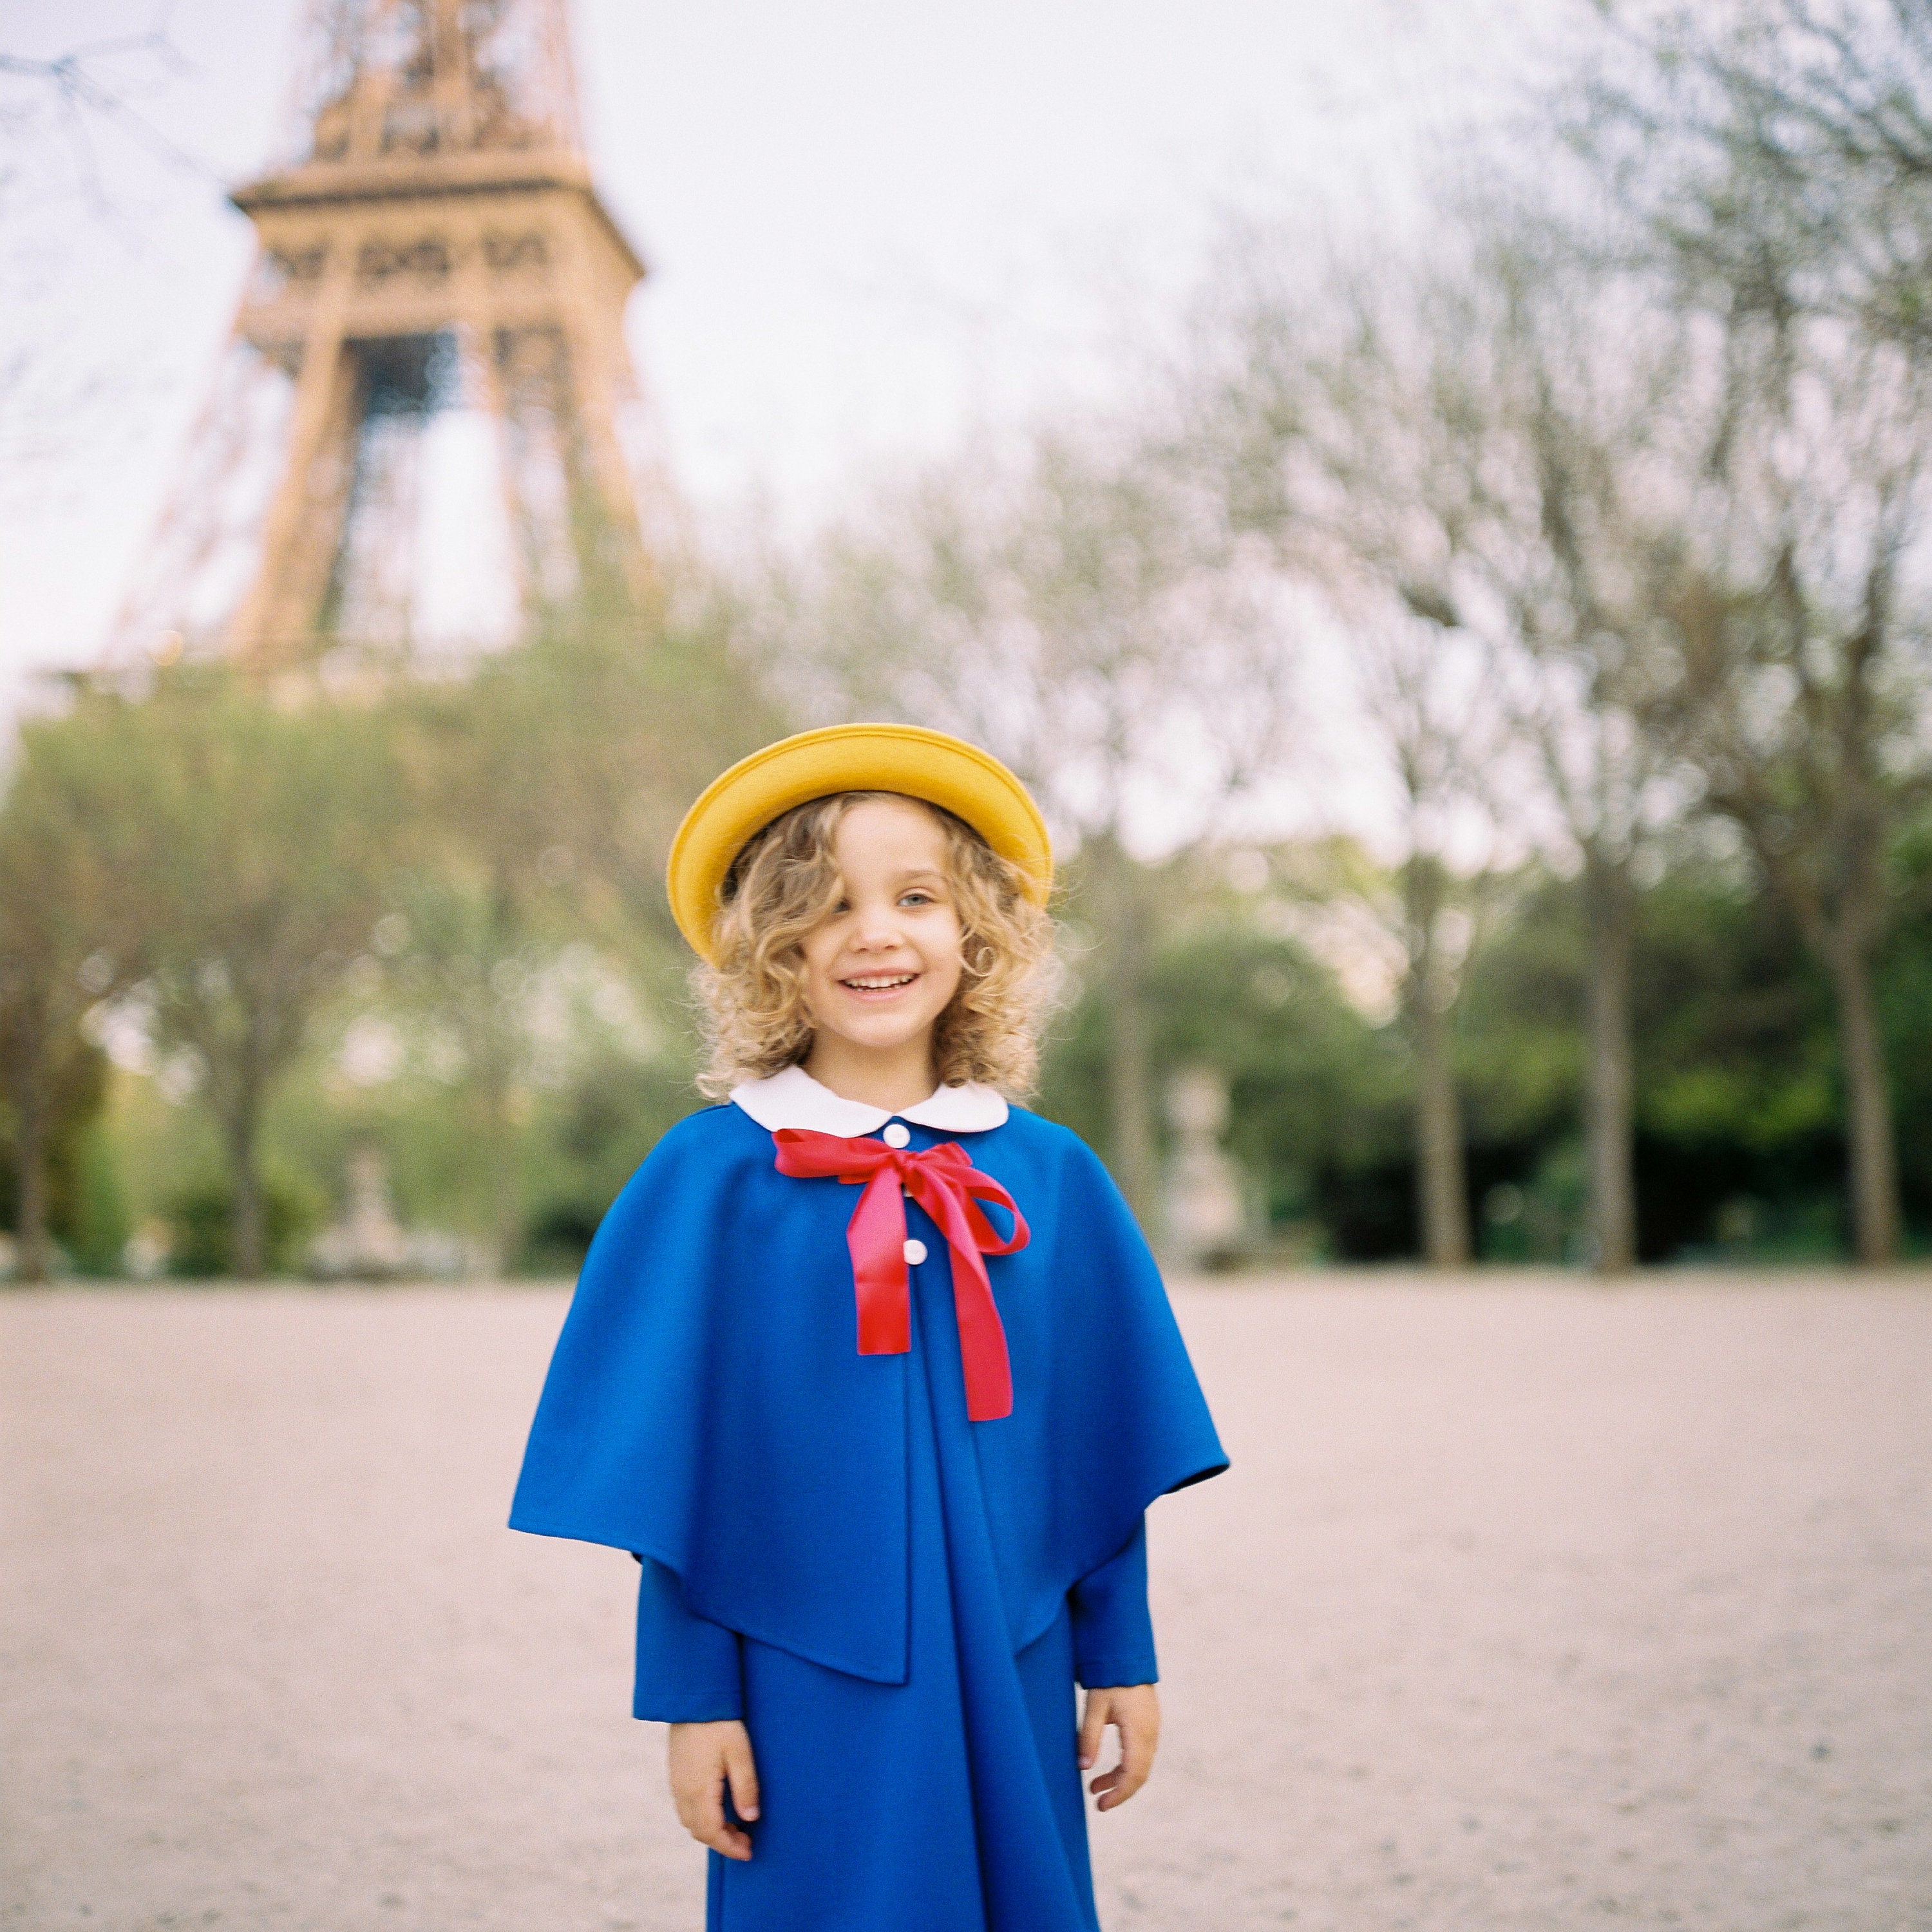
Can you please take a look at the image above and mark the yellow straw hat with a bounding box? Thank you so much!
[667,724,1052,962]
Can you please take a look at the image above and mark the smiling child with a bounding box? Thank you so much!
[510,724,1227,1932]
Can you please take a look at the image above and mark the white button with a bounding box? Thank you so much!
[903,1238,927,1265]
[882,1121,911,1148]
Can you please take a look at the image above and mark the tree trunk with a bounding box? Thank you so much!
[484,876,525,1276]
[481,1066,522,1279]
[14,1067,49,1283]
[1824,933,1900,1266]
[1583,849,1638,1274]
[1405,857,1470,1269]
[227,1099,265,1279]
[1094,835,1160,1236]
[1410,983,1471,1267]
[1108,964,1160,1238]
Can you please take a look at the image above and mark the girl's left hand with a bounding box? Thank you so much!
[1077,1683,1160,1810]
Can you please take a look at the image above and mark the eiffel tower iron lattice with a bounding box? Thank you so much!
[113,0,670,673]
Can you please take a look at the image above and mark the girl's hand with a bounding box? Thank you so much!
[667,1719,759,1860]
[1078,1683,1160,1810]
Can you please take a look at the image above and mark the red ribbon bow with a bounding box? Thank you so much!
[772,1128,1030,1421]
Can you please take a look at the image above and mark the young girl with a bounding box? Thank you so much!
[511,724,1226,1932]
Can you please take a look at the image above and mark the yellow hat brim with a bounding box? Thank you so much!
[667,724,1052,961]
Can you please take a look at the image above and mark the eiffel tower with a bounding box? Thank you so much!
[115,0,667,672]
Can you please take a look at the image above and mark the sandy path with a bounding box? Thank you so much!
[3,1276,1929,1931]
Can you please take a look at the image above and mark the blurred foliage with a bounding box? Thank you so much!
[163,1170,325,1278]
[1032,823,1932,1265]
[0,1042,112,1265]
[6,685,1931,1273]
[0,565,775,1278]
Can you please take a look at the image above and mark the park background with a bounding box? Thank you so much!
[6,0,1932,1285]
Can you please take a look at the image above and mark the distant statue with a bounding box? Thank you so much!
[1162,1066,1249,1269]
[310,1146,410,1280]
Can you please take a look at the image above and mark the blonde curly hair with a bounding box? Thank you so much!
[694,791,1056,1101]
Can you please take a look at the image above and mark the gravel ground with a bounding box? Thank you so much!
[3,1274,1929,1932]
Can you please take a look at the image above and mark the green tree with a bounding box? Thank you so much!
[383,580,780,1264]
[0,719,136,1278]
[63,676,406,1276]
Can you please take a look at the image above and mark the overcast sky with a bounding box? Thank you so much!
[0,0,1575,715]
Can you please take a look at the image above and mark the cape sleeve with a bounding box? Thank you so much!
[507,1113,735,1562]
[973,1122,1229,1655]
[507,1105,915,1685]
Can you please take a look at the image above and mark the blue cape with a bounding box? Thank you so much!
[509,1101,1227,1684]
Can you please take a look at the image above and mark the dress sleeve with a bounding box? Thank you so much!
[632,1555,744,1721]
[1068,1516,1159,1689]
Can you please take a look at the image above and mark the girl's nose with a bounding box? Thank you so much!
[849,902,905,949]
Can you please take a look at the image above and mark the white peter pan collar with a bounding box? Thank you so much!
[730,1063,1009,1137]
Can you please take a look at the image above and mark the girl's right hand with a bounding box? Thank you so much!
[667,1719,759,1860]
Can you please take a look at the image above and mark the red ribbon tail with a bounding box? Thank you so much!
[848,1164,911,1356]
[954,1259,1014,1421]
[913,1172,1016,1422]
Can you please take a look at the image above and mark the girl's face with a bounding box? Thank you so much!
[799,797,966,1069]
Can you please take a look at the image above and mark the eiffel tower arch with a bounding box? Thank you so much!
[115,0,671,672]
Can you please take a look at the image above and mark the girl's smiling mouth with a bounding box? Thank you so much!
[840,972,920,996]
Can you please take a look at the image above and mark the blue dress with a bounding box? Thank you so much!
[511,1090,1226,1931]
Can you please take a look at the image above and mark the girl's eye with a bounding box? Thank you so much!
[900,891,938,907]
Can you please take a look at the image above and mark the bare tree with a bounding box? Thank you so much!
[1578,0,1932,357]
[1455,222,1704,1273]
[0,24,205,480]
[775,423,1299,1231]
[1359,608,1506,1266]
[1655,321,1932,1263]
[1578,0,1932,1263]
[1180,233,1569,1267]
[1179,180,1765,1273]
